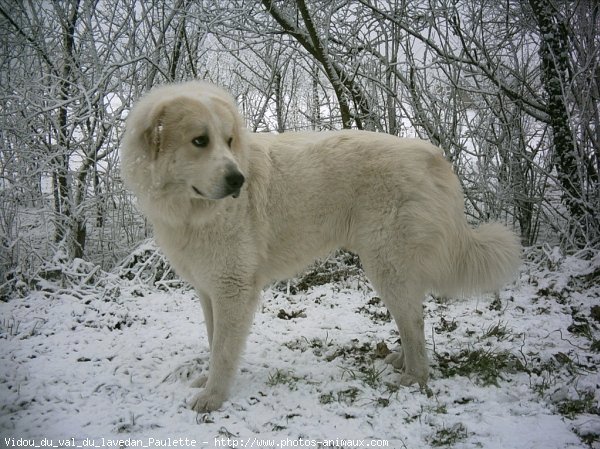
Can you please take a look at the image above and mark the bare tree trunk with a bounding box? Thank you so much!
[528,0,590,242]
[274,70,285,133]
[54,0,81,254]
[311,63,321,130]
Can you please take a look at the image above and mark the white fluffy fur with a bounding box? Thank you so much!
[121,81,521,412]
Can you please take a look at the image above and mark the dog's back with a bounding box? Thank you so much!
[245,130,520,297]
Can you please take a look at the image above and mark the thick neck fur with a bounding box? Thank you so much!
[140,192,241,246]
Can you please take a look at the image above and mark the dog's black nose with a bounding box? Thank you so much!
[226,171,245,190]
[225,171,245,198]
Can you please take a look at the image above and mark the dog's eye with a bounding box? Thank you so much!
[192,135,210,148]
[227,137,233,148]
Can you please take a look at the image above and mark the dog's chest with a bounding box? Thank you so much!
[154,223,246,287]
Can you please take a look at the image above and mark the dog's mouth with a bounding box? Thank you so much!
[192,186,205,197]
[226,184,243,199]
[191,185,241,200]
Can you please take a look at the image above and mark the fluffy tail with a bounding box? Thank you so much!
[441,223,521,297]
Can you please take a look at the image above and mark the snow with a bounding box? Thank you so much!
[1,246,598,448]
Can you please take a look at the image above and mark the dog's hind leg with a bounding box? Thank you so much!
[383,289,429,387]
[189,284,259,412]
[362,257,429,387]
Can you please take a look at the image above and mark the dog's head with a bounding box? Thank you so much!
[121,82,247,221]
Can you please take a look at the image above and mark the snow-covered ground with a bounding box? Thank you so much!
[1,245,599,448]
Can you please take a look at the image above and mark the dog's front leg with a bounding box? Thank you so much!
[189,292,214,390]
[198,292,214,350]
[189,284,259,413]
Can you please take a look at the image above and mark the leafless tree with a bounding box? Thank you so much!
[0,0,212,283]
[1,0,598,293]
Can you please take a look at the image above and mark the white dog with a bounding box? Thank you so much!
[121,81,520,412]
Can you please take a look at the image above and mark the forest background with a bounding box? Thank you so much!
[0,0,598,297]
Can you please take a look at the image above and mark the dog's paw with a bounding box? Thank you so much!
[189,390,225,413]
[386,349,429,387]
[385,350,405,369]
[190,375,208,388]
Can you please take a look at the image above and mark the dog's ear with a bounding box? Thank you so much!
[142,102,167,157]
[218,97,245,151]
[233,104,245,143]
